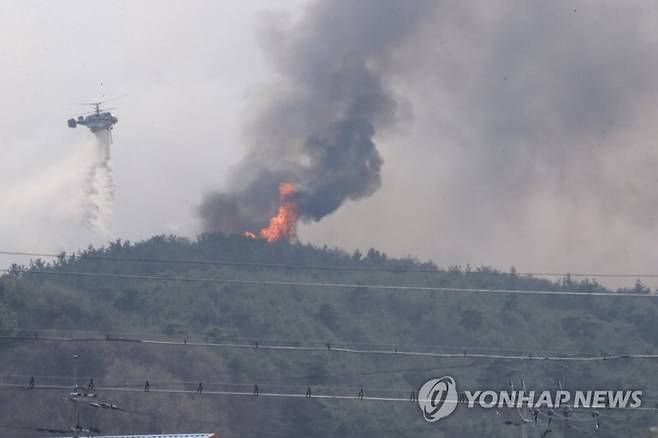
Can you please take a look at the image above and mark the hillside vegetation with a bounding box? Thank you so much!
[1,233,657,437]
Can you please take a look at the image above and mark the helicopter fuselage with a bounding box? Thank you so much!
[67,102,119,133]
[75,112,118,132]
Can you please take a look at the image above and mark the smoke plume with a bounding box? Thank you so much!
[301,0,658,282]
[199,0,435,234]
[198,0,658,283]
[82,130,114,233]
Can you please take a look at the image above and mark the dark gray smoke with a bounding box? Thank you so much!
[301,0,658,284]
[199,0,434,234]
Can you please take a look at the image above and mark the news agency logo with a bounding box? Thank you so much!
[417,377,459,422]
[417,376,643,424]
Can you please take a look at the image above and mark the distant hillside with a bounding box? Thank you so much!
[1,233,657,437]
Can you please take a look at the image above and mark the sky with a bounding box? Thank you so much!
[0,0,305,259]
[2,0,658,287]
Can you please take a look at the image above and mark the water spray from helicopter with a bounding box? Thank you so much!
[67,98,119,233]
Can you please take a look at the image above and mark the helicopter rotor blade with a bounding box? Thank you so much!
[71,95,126,106]
[67,102,100,107]
[81,107,118,115]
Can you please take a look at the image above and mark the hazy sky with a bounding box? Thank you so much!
[0,0,306,261]
[2,0,658,286]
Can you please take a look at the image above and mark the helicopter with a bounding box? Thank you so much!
[67,100,119,133]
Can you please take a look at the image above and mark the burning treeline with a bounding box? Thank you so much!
[198,0,434,242]
[244,182,298,242]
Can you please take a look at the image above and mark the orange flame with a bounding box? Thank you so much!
[244,182,298,242]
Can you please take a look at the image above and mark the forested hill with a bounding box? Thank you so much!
[1,233,657,437]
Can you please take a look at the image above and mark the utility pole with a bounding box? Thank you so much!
[72,353,80,438]
[562,410,569,438]
[559,367,569,438]
[73,353,79,388]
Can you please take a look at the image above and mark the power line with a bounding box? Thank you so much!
[1,383,656,413]
[0,373,449,394]
[0,328,610,356]
[0,382,415,402]
[0,363,492,391]
[2,333,657,362]
[0,327,599,356]
[2,249,657,279]
[2,268,657,298]
[9,372,658,399]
